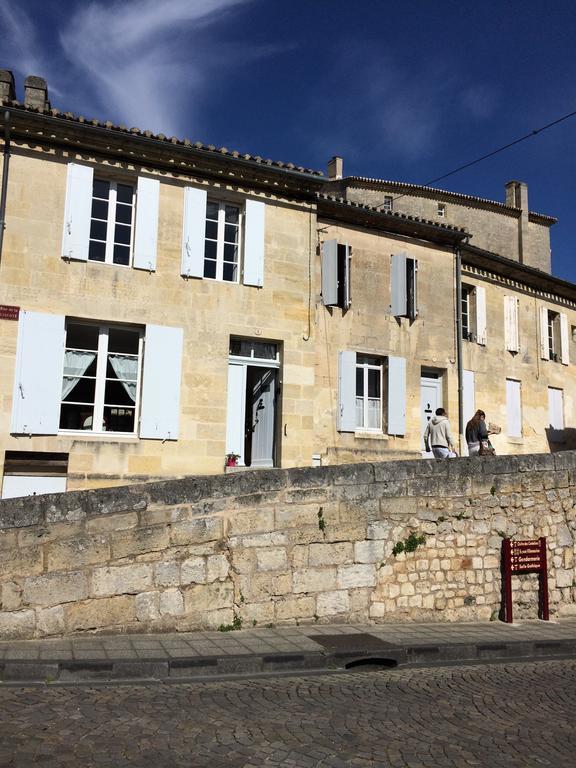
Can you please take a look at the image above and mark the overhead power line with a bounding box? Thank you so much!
[388,107,576,205]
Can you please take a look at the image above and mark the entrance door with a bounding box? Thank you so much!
[246,368,277,468]
[420,373,443,457]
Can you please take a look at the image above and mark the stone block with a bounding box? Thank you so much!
[46,535,109,571]
[240,601,275,625]
[293,567,336,593]
[183,582,234,613]
[239,572,292,601]
[23,571,89,607]
[274,595,316,621]
[36,605,66,636]
[555,569,573,588]
[309,542,353,566]
[207,554,230,582]
[181,556,207,585]
[91,564,153,597]
[1,581,22,611]
[354,540,385,563]
[275,504,321,529]
[154,560,180,587]
[111,526,170,559]
[337,564,376,589]
[367,520,394,540]
[86,512,138,533]
[65,596,136,631]
[256,548,287,572]
[316,590,350,617]
[135,591,161,621]
[170,517,224,545]
[0,546,43,579]
[0,609,35,639]
[159,588,185,616]
[227,509,274,536]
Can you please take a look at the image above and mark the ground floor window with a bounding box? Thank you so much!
[59,322,143,433]
[355,355,383,431]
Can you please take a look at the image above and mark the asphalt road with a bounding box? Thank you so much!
[0,659,574,767]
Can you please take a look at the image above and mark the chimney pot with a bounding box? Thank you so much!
[24,75,50,110]
[505,180,528,210]
[0,70,16,102]
[328,155,343,180]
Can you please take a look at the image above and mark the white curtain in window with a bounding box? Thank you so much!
[108,354,138,401]
[61,351,96,399]
[367,398,380,429]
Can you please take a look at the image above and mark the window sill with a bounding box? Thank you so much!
[58,430,138,442]
[354,431,389,441]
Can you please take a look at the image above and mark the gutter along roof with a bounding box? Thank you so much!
[334,175,556,226]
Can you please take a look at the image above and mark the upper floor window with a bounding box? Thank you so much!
[461,283,486,345]
[356,355,383,431]
[437,203,446,218]
[382,196,394,212]
[59,321,143,434]
[204,201,241,282]
[390,252,418,320]
[89,179,135,266]
[540,307,569,364]
[321,240,351,310]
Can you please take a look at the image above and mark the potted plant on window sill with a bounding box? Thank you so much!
[225,452,240,468]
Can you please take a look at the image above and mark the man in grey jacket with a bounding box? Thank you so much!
[424,408,458,459]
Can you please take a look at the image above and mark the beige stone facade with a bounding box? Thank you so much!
[0,74,575,494]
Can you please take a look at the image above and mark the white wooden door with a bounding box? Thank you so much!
[249,368,276,468]
[548,387,564,431]
[420,375,442,457]
[506,379,522,437]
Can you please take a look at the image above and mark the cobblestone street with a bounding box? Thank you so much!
[0,660,575,767]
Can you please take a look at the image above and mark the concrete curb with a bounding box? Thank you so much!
[2,637,575,684]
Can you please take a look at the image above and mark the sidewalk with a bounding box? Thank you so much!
[1,618,575,684]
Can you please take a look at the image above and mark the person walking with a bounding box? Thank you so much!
[424,408,458,458]
[465,409,491,456]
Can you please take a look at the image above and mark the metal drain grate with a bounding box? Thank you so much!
[309,633,399,653]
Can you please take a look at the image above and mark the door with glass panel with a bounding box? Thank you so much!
[420,373,443,457]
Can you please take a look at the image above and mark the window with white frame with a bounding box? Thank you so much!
[461,285,474,340]
[88,179,135,266]
[437,203,446,218]
[59,322,143,433]
[382,196,393,212]
[547,310,560,361]
[355,355,384,431]
[204,201,241,282]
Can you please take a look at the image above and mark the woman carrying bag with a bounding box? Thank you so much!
[465,410,495,456]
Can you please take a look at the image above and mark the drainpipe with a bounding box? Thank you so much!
[454,240,468,454]
[0,110,11,267]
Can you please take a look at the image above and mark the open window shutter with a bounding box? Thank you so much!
[322,240,338,306]
[539,307,550,360]
[506,379,522,438]
[390,253,407,316]
[560,313,570,365]
[181,186,207,278]
[61,163,93,261]
[504,296,519,352]
[133,177,160,271]
[462,370,476,425]
[475,286,487,345]
[11,311,65,434]
[343,244,352,310]
[337,351,356,431]
[140,325,183,440]
[243,199,265,286]
[387,356,406,435]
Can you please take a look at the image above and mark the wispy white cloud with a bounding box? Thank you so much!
[0,0,44,78]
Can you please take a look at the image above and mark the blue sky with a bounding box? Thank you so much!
[1,0,575,281]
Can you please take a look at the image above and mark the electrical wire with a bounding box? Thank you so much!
[386,107,576,205]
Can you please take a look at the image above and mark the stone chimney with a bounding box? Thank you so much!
[0,70,16,102]
[24,75,50,110]
[327,156,343,180]
[505,180,530,266]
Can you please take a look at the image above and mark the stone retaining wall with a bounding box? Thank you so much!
[0,453,575,638]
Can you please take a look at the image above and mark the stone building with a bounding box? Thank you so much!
[0,71,575,496]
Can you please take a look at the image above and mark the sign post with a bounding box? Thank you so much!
[502,537,549,623]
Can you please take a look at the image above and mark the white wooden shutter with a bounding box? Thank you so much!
[343,244,352,310]
[11,311,65,434]
[475,285,487,345]
[462,370,476,425]
[504,296,519,352]
[243,199,265,287]
[133,177,160,271]
[387,356,406,435]
[61,163,93,261]
[560,312,570,365]
[337,351,356,432]
[225,363,247,465]
[322,240,338,306]
[506,379,522,437]
[181,186,207,278]
[539,306,550,360]
[548,387,564,430]
[390,253,407,316]
[139,325,183,440]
